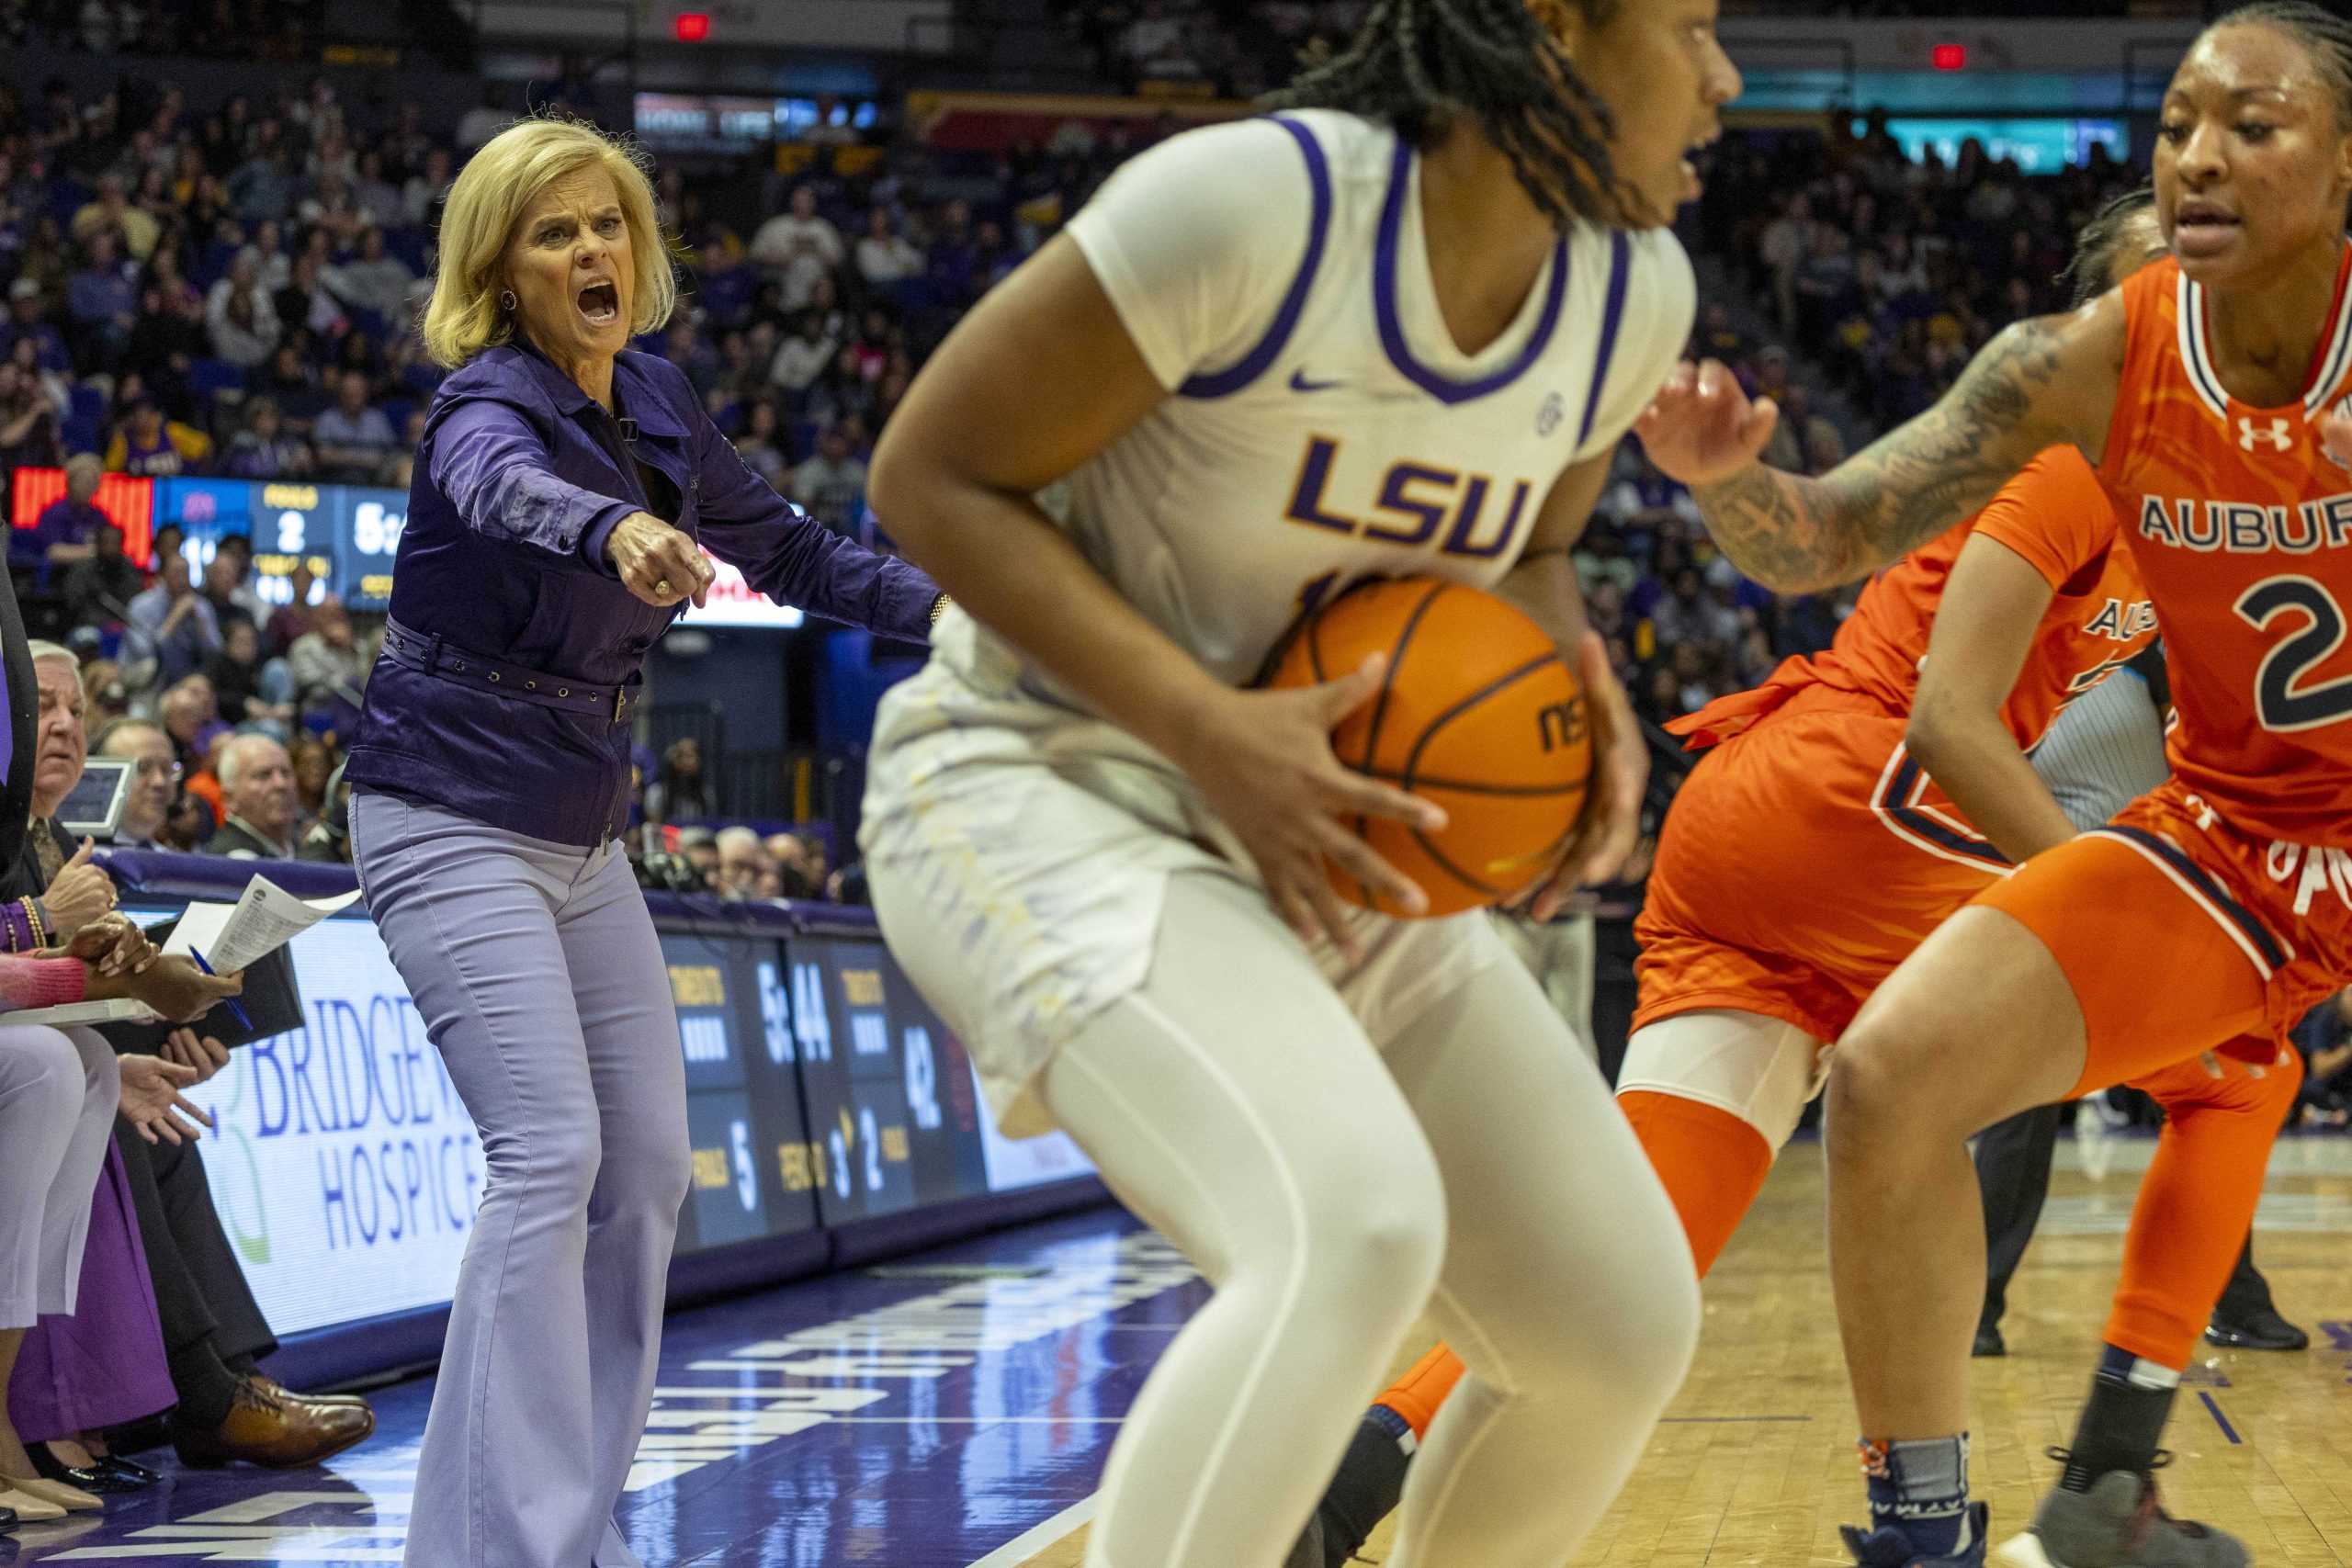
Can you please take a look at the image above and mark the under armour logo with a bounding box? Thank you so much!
[2239,416,2295,451]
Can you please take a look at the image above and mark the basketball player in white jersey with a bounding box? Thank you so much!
[859,4,1740,1564]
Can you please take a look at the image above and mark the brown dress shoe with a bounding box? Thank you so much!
[248,1374,369,1412]
[170,1378,376,1469]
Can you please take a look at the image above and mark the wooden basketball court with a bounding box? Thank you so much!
[1011,1134,2352,1566]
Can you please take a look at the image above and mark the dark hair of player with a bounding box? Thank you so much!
[2213,2,2352,129]
[1265,0,1630,231]
[2061,186,2159,309]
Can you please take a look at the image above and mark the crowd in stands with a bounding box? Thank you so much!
[0,22,2171,886]
[0,58,1096,892]
[1578,114,2144,729]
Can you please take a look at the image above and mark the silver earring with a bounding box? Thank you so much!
[499,289,516,310]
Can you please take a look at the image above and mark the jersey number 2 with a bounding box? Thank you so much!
[2236,575,2352,732]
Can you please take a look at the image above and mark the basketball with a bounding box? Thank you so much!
[1268,577,1593,918]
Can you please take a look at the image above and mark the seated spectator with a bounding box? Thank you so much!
[643,739,712,827]
[203,249,281,369]
[253,340,322,423]
[767,310,835,395]
[106,392,211,478]
[65,229,138,368]
[310,369,395,482]
[158,791,212,852]
[854,207,924,288]
[401,146,453,228]
[351,152,402,230]
[124,267,209,399]
[206,733,298,858]
[288,734,332,821]
[325,225,414,327]
[750,185,843,311]
[790,423,869,536]
[155,674,218,779]
[273,251,348,345]
[221,396,312,481]
[285,597,365,705]
[78,660,129,734]
[200,536,267,630]
[59,521,141,630]
[732,398,788,491]
[675,826,720,888]
[17,455,108,582]
[69,172,159,262]
[1,281,69,377]
[0,362,60,479]
[203,618,288,730]
[127,554,220,688]
[765,831,820,899]
[693,230,756,328]
[713,826,772,900]
[261,560,318,656]
[94,718,179,850]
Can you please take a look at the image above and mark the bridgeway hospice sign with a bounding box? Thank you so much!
[136,908,487,1336]
[131,901,1095,1338]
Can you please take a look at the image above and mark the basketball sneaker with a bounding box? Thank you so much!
[1989,1457,2246,1568]
[1841,1501,1989,1568]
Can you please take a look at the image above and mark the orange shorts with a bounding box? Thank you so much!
[1973,776,2352,1096]
[1635,692,2009,1044]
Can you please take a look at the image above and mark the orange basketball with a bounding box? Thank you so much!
[1268,576,1592,918]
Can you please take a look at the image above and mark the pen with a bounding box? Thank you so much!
[186,946,253,1032]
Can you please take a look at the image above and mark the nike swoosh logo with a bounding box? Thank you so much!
[1288,369,1343,393]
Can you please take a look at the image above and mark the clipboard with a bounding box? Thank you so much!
[95,916,306,1053]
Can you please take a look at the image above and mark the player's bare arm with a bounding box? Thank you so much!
[1636,292,2126,592]
[870,233,1443,948]
[1491,453,1646,901]
[1905,532,2080,864]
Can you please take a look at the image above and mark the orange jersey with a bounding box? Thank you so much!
[1671,446,2155,766]
[2099,248,2352,846]
[1639,449,2157,1043]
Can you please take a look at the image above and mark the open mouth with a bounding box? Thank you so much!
[2173,199,2242,258]
[577,279,619,325]
[1679,128,1720,197]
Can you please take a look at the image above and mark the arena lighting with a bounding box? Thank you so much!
[1931,42,1966,71]
[674,10,709,41]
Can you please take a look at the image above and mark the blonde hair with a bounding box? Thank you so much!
[421,115,676,369]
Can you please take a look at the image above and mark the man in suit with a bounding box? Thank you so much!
[13,648,370,1466]
[204,735,297,859]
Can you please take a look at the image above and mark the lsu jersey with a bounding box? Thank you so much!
[949,108,1693,702]
[863,109,1694,1130]
[2099,247,2352,846]
[1672,446,2155,763]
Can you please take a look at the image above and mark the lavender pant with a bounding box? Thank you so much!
[10,1139,175,1441]
[0,1026,118,1330]
[353,791,688,1568]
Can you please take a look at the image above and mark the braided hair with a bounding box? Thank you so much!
[2060,186,2159,308]
[2211,2,2352,128]
[1265,0,1632,231]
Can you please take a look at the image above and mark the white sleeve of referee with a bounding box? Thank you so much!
[2027,670,2169,832]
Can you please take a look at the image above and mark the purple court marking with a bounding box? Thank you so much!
[8,1208,1205,1568]
[2199,1392,2242,1445]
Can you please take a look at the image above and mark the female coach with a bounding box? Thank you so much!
[345,117,941,1568]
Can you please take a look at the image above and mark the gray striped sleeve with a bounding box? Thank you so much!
[2027,671,2169,831]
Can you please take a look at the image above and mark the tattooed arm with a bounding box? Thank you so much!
[1634,293,2126,593]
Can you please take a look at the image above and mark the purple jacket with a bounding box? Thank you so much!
[346,338,937,845]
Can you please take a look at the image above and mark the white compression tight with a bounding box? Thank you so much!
[1041,875,1701,1568]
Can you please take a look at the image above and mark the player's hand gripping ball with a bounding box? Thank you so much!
[1267,577,1592,917]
